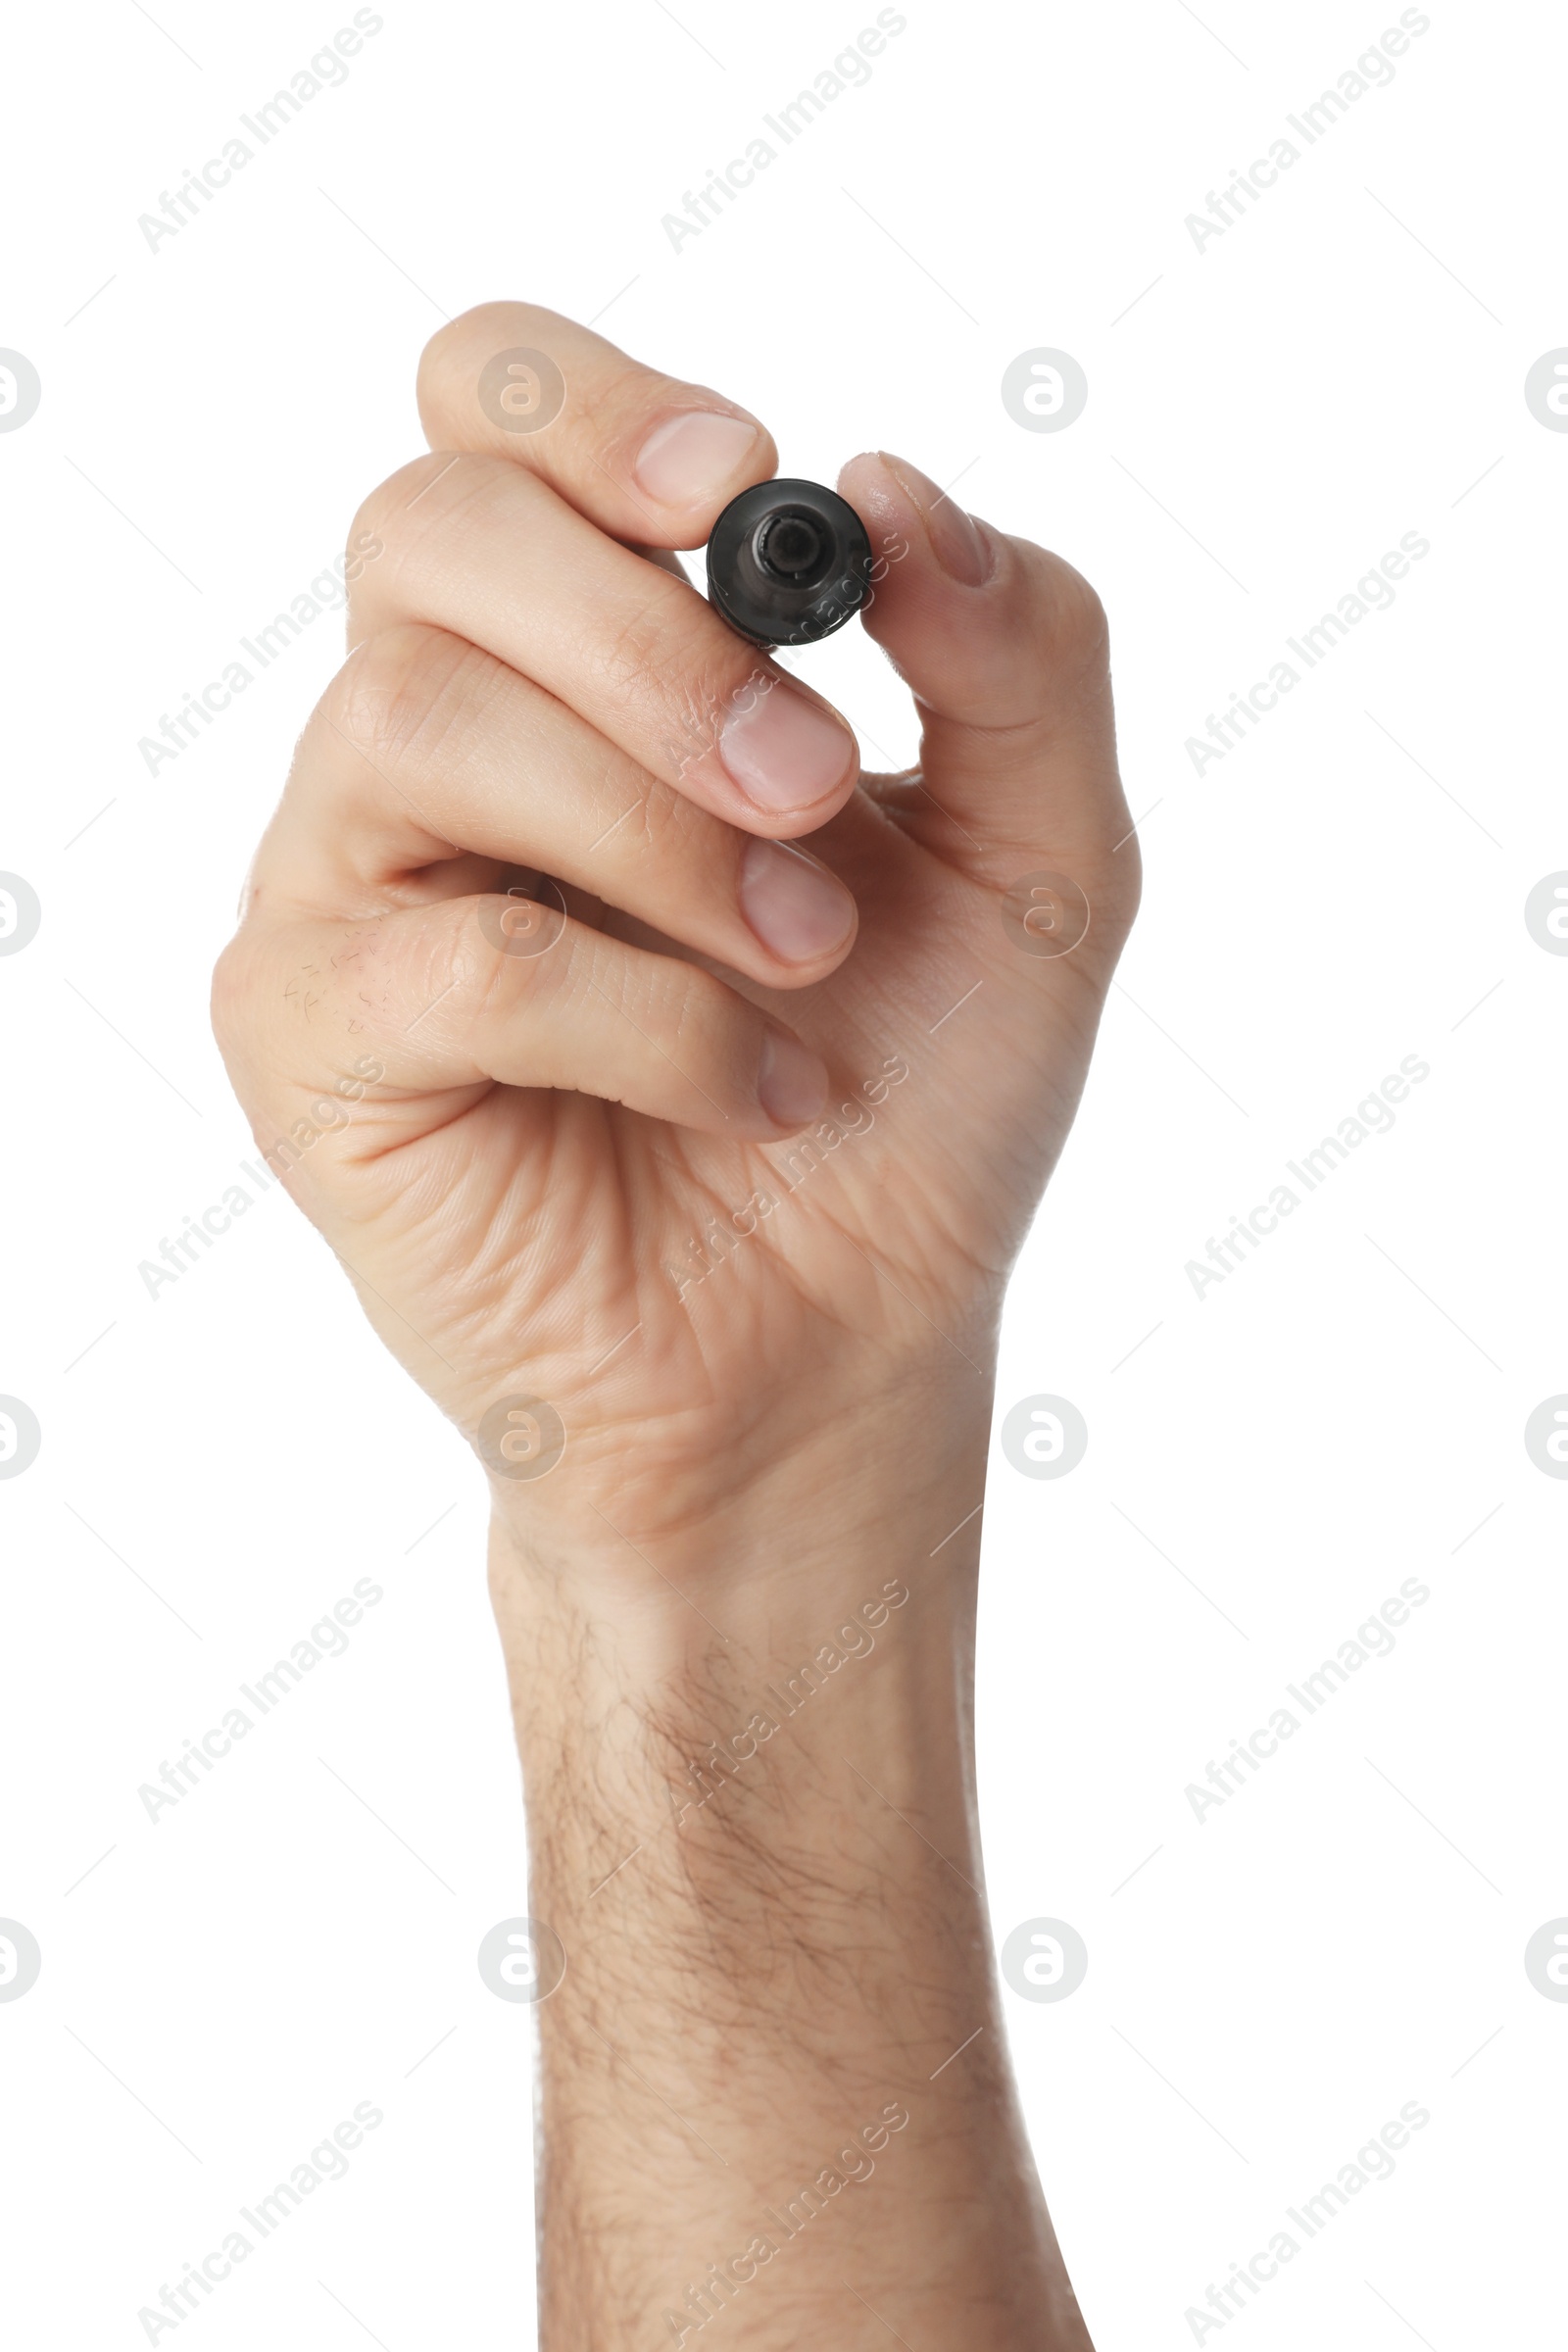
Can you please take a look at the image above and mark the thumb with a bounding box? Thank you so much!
[838,450,1135,895]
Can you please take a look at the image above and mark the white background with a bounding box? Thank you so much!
[2,0,1564,2344]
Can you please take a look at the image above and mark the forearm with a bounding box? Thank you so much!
[488,1404,1090,2350]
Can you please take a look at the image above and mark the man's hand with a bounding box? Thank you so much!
[212,300,1135,1553]
[212,302,1137,2348]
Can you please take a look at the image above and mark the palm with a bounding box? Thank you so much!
[324,778,1123,1525]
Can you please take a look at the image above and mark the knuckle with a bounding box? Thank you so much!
[598,586,684,698]
[1032,550,1111,687]
[640,775,712,866]
[325,622,491,780]
[344,474,405,575]
[576,355,687,440]
[415,313,477,418]
[641,946,738,1063]
[347,453,506,614]
[209,920,270,1069]
[417,301,560,425]
[1080,830,1142,951]
[600,589,742,773]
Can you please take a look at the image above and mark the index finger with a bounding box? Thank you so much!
[416,301,778,550]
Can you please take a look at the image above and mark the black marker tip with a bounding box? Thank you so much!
[706,478,874,650]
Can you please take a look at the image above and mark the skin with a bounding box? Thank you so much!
[213,300,1139,2349]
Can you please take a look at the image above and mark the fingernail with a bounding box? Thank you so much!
[758,1027,828,1129]
[880,452,991,587]
[719,681,857,813]
[634,410,760,510]
[738,838,857,964]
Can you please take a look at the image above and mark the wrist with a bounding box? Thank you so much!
[484,1354,996,1656]
[484,1378,994,1896]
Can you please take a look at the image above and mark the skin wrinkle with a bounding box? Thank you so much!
[332,621,492,809]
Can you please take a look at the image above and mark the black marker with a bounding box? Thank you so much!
[706,478,874,649]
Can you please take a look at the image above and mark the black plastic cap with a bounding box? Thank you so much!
[706,478,874,649]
